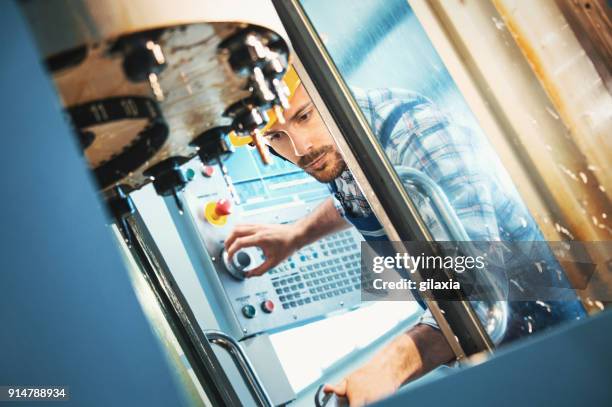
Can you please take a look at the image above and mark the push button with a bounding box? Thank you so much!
[261,300,275,314]
[241,304,257,319]
[201,165,215,178]
[204,198,232,226]
[184,168,196,181]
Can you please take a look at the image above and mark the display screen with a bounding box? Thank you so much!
[224,145,330,209]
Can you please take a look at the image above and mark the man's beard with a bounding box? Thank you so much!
[297,145,346,183]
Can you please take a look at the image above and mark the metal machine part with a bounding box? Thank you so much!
[106,184,137,246]
[191,126,235,165]
[396,167,510,344]
[239,334,296,406]
[315,384,348,407]
[224,98,273,165]
[67,95,169,189]
[222,249,253,280]
[144,156,192,213]
[108,196,244,406]
[219,28,293,166]
[113,33,168,83]
[218,28,289,109]
[37,21,289,193]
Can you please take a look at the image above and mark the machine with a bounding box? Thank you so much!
[11,0,610,406]
[179,149,365,338]
[19,1,379,404]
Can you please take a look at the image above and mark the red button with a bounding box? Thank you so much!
[202,165,215,178]
[215,199,232,216]
[261,300,275,313]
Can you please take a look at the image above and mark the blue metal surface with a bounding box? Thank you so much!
[0,2,187,406]
[375,310,612,407]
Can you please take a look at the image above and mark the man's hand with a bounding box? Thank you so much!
[224,223,303,277]
[323,324,455,406]
[224,198,349,278]
[323,359,401,407]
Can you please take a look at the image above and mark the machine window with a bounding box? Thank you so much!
[300,0,591,347]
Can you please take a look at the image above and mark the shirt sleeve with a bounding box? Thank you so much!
[418,308,440,330]
[356,88,507,334]
[364,88,503,242]
[331,194,346,219]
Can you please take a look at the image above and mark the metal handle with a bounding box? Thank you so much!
[396,166,509,344]
[395,166,470,241]
[205,330,274,407]
[314,384,348,407]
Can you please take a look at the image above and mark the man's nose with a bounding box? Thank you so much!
[289,132,313,156]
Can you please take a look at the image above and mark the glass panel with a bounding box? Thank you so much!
[300,0,590,347]
[426,0,612,312]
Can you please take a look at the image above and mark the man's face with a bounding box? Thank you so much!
[264,84,346,182]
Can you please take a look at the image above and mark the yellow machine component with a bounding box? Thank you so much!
[262,66,301,132]
[204,198,232,226]
[229,131,253,147]
[228,66,301,147]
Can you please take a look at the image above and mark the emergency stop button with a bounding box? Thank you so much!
[242,304,257,319]
[204,198,232,226]
[261,300,275,314]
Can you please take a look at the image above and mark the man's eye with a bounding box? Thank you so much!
[297,109,312,123]
[268,133,282,141]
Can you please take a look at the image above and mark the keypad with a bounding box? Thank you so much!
[270,232,362,309]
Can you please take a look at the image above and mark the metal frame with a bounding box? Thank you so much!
[162,191,245,339]
[114,208,244,406]
[272,0,494,357]
[205,330,273,407]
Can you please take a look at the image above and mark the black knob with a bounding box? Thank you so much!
[190,126,234,165]
[143,157,191,197]
[236,251,251,268]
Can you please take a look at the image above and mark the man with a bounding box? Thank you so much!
[224,72,584,406]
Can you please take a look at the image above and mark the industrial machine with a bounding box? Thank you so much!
[10,0,610,406]
[19,1,377,405]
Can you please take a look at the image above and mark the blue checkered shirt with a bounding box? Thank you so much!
[330,88,585,338]
[332,87,540,243]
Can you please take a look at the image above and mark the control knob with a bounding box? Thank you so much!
[222,249,252,280]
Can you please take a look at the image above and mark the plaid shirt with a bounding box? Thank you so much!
[332,170,373,217]
[331,88,585,340]
[332,87,539,243]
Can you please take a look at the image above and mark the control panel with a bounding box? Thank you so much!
[181,147,364,337]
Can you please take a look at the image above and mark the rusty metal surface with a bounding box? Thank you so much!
[555,0,612,93]
[49,22,257,193]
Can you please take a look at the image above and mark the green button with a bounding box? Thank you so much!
[241,304,256,319]
[184,168,195,181]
